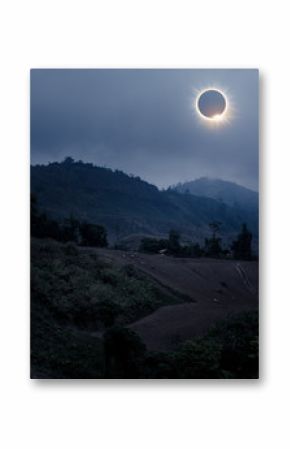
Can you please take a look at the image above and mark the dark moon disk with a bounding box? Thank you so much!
[197,89,226,119]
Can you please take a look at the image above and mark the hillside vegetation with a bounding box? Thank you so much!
[173,177,258,208]
[173,177,258,233]
[31,159,258,245]
[31,239,258,379]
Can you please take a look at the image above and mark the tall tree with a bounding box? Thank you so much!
[167,229,181,255]
[204,222,223,257]
[231,223,252,260]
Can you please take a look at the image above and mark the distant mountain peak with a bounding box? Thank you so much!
[175,177,256,192]
[172,177,258,209]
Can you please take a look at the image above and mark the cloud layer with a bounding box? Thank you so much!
[31,69,259,190]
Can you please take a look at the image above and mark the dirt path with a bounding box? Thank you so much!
[91,248,259,351]
[235,262,256,295]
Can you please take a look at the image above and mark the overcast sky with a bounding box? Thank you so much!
[31,69,259,190]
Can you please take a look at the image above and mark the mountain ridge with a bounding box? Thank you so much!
[172,177,258,208]
[31,159,258,246]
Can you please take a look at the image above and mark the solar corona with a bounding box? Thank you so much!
[195,88,229,123]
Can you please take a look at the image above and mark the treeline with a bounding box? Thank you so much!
[31,158,259,245]
[31,194,108,247]
[32,193,254,259]
[103,310,258,379]
[139,222,254,260]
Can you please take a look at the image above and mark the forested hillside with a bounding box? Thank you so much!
[31,158,258,245]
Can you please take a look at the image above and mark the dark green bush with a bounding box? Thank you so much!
[143,310,259,379]
[104,326,146,378]
[80,222,108,247]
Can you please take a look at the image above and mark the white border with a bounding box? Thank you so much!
[0,1,289,448]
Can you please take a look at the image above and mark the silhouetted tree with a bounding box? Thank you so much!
[60,215,80,243]
[63,156,75,165]
[31,193,61,240]
[80,222,108,247]
[167,229,181,255]
[104,326,146,378]
[231,223,252,260]
[204,222,223,257]
[180,242,203,258]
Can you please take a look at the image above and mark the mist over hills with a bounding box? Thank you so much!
[31,159,258,246]
[172,177,258,209]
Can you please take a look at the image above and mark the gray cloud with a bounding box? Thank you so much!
[31,69,259,190]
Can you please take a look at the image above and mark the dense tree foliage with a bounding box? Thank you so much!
[31,193,61,240]
[142,310,258,379]
[102,311,258,379]
[31,194,108,248]
[231,223,253,260]
[79,222,108,247]
[139,237,168,254]
[167,229,181,254]
[203,222,224,257]
[104,326,146,378]
[31,159,258,244]
[139,225,253,260]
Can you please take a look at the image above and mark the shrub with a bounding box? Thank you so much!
[63,242,79,256]
[80,223,108,247]
[104,326,146,378]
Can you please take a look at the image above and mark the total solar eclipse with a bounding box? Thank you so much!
[196,89,227,121]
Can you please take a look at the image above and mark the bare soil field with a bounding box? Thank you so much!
[93,249,258,351]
